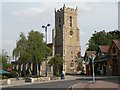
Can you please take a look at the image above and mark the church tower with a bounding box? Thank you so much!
[54,4,80,74]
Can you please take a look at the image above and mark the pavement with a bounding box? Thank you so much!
[71,81,120,89]
[71,76,120,90]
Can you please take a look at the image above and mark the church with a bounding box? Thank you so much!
[12,4,81,76]
[52,4,80,74]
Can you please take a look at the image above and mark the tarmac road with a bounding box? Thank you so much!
[2,79,89,90]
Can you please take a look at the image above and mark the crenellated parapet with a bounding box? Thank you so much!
[55,4,77,14]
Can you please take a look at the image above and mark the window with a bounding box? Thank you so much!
[112,47,116,53]
[71,51,73,54]
[70,31,73,36]
[59,17,61,27]
[70,60,74,67]
[70,16,72,27]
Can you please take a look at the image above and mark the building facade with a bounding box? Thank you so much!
[107,40,120,76]
[94,45,109,75]
[84,51,96,75]
[84,40,120,76]
[53,4,80,74]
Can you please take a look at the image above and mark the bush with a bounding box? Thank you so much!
[25,77,31,82]
[11,71,17,78]
[32,75,39,78]
[0,75,2,79]
[2,75,8,79]
[55,74,60,77]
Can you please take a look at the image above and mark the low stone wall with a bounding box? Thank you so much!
[50,77,60,80]
[33,77,50,82]
[25,77,60,83]
[0,79,11,85]
[25,77,51,83]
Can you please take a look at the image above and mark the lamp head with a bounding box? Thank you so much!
[42,25,45,28]
[47,24,50,27]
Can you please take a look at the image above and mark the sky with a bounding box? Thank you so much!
[0,0,119,58]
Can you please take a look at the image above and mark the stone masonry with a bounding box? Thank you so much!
[53,4,80,74]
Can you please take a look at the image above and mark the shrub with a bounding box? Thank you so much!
[25,77,31,82]
[55,74,60,77]
[11,71,17,78]
[32,75,39,78]
[2,75,8,79]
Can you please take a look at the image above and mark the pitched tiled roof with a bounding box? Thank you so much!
[85,51,96,56]
[113,40,120,50]
[99,45,109,53]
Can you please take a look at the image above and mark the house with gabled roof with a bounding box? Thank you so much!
[84,51,96,75]
[84,40,120,76]
[94,45,109,75]
[107,40,120,76]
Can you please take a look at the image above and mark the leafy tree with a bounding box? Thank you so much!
[13,30,51,76]
[109,30,120,40]
[27,30,49,76]
[87,30,120,51]
[0,50,12,70]
[12,32,31,76]
[48,54,64,75]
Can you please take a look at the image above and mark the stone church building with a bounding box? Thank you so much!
[12,4,81,76]
[52,4,80,74]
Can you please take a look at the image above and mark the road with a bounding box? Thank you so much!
[2,76,119,90]
[2,79,88,90]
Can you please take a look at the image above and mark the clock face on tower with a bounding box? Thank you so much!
[70,30,73,36]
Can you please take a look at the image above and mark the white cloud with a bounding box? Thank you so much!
[13,7,46,19]
[80,30,87,36]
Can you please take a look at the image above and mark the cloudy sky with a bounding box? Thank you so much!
[1,0,119,57]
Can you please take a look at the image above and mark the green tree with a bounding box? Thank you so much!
[27,30,52,76]
[87,30,120,51]
[27,30,47,76]
[0,50,12,70]
[13,31,52,76]
[48,54,64,75]
[12,32,31,76]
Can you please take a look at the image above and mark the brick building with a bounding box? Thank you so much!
[84,51,96,75]
[84,40,120,76]
[107,40,120,76]
[94,45,109,75]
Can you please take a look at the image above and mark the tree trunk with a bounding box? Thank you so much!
[33,62,37,75]
[56,64,59,75]
[28,63,32,76]
[23,63,26,77]
[38,63,41,76]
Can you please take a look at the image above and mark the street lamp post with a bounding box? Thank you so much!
[42,24,50,77]
[91,54,96,83]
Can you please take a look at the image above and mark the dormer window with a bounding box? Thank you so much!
[70,16,72,27]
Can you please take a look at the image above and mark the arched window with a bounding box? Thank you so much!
[70,60,74,67]
[112,47,116,53]
[70,16,72,27]
[59,17,61,27]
